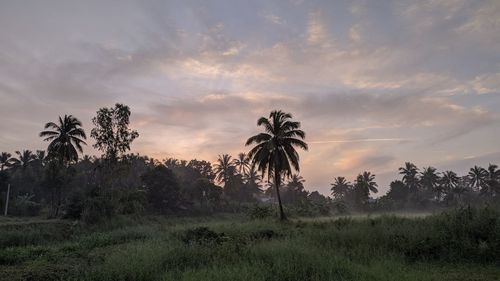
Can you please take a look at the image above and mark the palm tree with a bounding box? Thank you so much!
[0,152,13,171]
[420,166,440,201]
[244,165,262,185]
[440,170,459,201]
[213,154,235,185]
[330,176,351,200]
[399,162,420,192]
[468,165,488,192]
[10,150,35,169]
[233,153,250,175]
[39,115,87,164]
[485,164,500,196]
[352,171,378,209]
[246,110,308,220]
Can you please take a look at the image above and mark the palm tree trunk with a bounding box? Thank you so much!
[274,170,286,221]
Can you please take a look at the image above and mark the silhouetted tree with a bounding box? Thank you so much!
[233,152,250,175]
[330,176,351,200]
[141,164,180,213]
[10,150,35,170]
[399,162,420,193]
[0,152,13,171]
[353,171,378,209]
[213,154,235,186]
[246,110,308,220]
[485,164,500,196]
[40,115,87,163]
[91,103,139,162]
[469,165,488,192]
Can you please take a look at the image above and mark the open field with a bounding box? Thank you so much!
[1,208,499,281]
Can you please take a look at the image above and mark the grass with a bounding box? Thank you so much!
[1,207,499,281]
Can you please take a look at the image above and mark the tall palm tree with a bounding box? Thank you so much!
[39,115,87,164]
[233,153,250,176]
[440,170,459,198]
[213,154,235,185]
[468,165,488,192]
[354,172,378,196]
[0,152,13,171]
[10,150,35,169]
[420,167,439,191]
[330,176,351,200]
[485,164,500,196]
[246,110,308,220]
[399,162,420,192]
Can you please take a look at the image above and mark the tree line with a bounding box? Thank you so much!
[331,162,500,213]
[0,105,498,222]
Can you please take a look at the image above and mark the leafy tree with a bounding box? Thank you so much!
[330,176,351,200]
[246,110,308,220]
[385,180,409,203]
[39,115,87,163]
[141,164,180,213]
[90,103,139,161]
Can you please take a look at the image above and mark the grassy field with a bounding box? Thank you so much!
[1,208,499,281]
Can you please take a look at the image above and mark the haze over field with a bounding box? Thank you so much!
[1,0,499,195]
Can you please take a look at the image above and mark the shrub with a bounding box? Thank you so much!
[247,205,275,220]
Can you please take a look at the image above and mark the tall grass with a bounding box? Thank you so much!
[1,207,499,281]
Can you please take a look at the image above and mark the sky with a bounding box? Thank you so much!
[0,0,499,196]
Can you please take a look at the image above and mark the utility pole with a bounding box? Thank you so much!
[4,184,10,216]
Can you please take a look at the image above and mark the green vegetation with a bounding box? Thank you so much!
[1,207,499,281]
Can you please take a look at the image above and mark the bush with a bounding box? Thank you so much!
[247,204,275,220]
[181,227,228,245]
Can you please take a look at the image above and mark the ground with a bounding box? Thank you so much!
[0,211,499,281]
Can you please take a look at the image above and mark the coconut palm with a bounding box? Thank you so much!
[10,150,35,169]
[352,171,378,208]
[468,165,488,192]
[485,164,500,196]
[213,154,235,185]
[233,153,250,175]
[0,152,14,171]
[330,176,351,200]
[440,170,459,195]
[244,165,262,185]
[39,115,87,164]
[399,162,420,192]
[355,172,378,195]
[246,110,308,220]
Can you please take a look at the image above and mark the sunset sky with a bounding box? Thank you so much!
[1,0,499,195]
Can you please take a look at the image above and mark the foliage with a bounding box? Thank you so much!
[90,103,139,161]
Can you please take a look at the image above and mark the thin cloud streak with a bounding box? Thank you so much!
[309,138,413,144]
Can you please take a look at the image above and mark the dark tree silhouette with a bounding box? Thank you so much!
[330,176,351,200]
[233,153,250,175]
[213,154,235,185]
[246,110,308,220]
[10,150,35,169]
[399,162,420,192]
[468,165,488,192]
[485,164,500,196]
[91,103,139,161]
[0,152,13,171]
[40,115,87,163]
[353,171,378,207]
